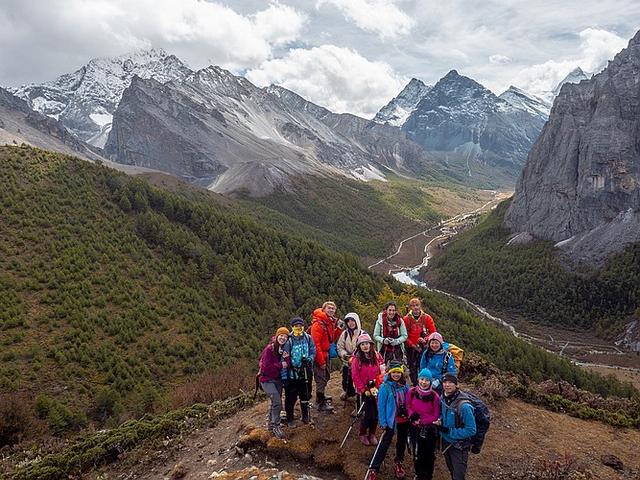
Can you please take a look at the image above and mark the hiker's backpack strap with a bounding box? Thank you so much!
[441,351,453,376]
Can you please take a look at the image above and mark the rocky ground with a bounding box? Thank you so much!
[90,377,640,480]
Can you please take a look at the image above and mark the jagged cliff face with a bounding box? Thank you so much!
[505,30,640,264]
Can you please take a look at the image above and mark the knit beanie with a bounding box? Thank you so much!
[418,368,433,381]
[387,360,404,374]
[276,327,290,337]
[356,332,374,347]
[427,332,444,345]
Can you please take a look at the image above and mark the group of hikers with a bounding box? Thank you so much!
[258,298,490,480]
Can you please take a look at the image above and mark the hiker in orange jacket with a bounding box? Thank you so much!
[310,301,344,412]
[403,298,437,385]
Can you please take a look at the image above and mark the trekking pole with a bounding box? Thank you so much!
[339,400,365,449]
[364,428,387,480]
[303,363,313,425]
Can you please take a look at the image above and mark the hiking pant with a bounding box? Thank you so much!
[443,442,469,480]
[284,377,311,421]
[261,380,282,428]
[369,421,409,471]
[358,394,378,435]
[341,365,356,397]
[381,347,403,366]
[406,347,423,386]
[410,425,437,480]
[314,363,330,396]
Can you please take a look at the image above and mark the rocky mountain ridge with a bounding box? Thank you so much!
[400,70,547,186]
[505,30,640,265]
[104,66,447,195]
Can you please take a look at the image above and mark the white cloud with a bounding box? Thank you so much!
[513,28,628,96]
[489,54,512,65]
[316,0,414,39]
[246,45,406,118]
[253,2,308,46]
[0,0,307,85]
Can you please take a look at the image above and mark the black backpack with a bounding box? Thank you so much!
[452,391,491,454]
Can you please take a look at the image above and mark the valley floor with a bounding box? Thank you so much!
[92,378,640,480]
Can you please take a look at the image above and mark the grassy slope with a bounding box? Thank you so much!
[427,200,640,336]
[0,146,635,447]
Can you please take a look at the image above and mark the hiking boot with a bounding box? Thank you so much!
[369,433,378,445]
[301,415,313,425]
[394,461,405,479]
[365,470,378,480]
[318,401,335,413]
[287,419,296,428]
[272,425,285,439]
[359,434,371,446]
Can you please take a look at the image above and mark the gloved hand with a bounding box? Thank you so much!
[409,412,420,424]
[370,387,378,397]
[336,319,346,330]
[364,390,371,397]
[431,379,440,390]
[383,337,392,345]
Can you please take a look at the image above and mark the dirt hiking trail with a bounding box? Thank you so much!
[92,378,640,480]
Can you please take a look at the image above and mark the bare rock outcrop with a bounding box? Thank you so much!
[505,30,640,265]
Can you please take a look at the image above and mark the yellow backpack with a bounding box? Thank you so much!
[446,343,464,371]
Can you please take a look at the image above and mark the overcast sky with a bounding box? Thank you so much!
[0,0,638,118]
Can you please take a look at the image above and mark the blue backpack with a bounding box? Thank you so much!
[452,391,491,454]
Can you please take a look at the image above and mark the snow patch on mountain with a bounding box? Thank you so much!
[373,78,431,127]
[350,164,387,182]
[499,86,551,118]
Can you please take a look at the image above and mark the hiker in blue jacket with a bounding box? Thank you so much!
[419,332,457,394]
[435,373,476,480]
[365,360,410,480]
[282,317,316,427]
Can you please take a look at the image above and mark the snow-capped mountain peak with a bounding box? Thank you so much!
[499,85,551,119]
[373,77,431,127]
[10,48,192,147]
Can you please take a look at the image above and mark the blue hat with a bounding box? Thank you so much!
[291,317,305,327]
[418,368,433,381]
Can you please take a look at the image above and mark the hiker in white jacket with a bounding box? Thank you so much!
[336,312,363,400]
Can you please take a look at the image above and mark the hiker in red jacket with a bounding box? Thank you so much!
[403,298,437,385]
[310,301,343,412]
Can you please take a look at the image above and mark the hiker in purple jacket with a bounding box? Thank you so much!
[259,326,290,439]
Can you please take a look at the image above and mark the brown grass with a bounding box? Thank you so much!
[170,360,255,409]
[0,392,45,447]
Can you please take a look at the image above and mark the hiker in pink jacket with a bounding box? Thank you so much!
[406,368,440,480]
[351,333,385,446]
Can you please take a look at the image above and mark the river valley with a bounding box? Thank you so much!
[368,192,640,388]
